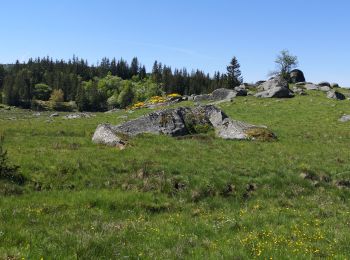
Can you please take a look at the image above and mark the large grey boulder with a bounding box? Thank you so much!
[304,84,319,90]
[92,124,125,147]
[92,105,275,146]
[193,94,212,102]
[319,86,331,92]
[194,88,247,102]
[318,81,331,87]
[290,69,305,83]
[258,76,289,91]
[233,87,248,96]
[331,83,339,88]
[327,91,346,100]
[255,86,294,98]
[255,77,293,98]
[292,87,307,95]
[215,118,256,139]
[211,88,238,100]
[113,107,189,137]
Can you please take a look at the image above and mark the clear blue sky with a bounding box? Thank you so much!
[1,0,349,86]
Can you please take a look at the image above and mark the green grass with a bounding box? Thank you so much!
[1,89,350,259]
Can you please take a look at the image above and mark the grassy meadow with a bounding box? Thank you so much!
[1,88,350,259]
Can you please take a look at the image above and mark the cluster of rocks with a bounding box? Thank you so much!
[92,105,275,147]
[64,113,95,119]
[252,69,305,98]
[255,76,294,98]
[252,72,346,100]
[300,82,345,100]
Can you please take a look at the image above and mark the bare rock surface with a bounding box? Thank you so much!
[255,77,294,98]
[92,105,275,146]
[326,91,345,100]
[193,88,247,103]
[304,84,319,90]
[290,69,305,83]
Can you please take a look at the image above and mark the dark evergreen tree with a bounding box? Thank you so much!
[110,58,117,76]
[139,65,146,79]
[0,65,5,90]
[75,83,89,111]
[152,61,162,83]
[130,57,139,77]
[116,59,130,79]
[226,57,243,88]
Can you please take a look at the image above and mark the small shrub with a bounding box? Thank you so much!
[0,135,25,185]
[49,89,65,102]
[183,111,213,135]
[245,127,276,141]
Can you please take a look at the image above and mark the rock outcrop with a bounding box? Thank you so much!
[292,87,307,95]
[290,69,305,83]
[319,86,331,92]
[331,83,339,88]
[318,81,331,87]
[326,91,346,100]
[255,77,294,98]
[194,88,247,102]
[92,105,275,146]
[255,86,294,98]
[304,84,319,91]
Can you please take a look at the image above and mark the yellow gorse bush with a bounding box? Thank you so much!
[167,93,182,98]
[130,102,145,110]
[130,93,181,110]
[149,96,167,104]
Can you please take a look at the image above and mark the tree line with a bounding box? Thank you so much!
[0,56,242,111]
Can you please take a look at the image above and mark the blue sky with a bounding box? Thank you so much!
[1,0,349,86]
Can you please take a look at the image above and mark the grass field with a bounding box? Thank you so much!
[1,89,350,259]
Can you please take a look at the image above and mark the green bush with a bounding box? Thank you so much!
[118,82,135,108]
[33,83,52,101]
[49,89,65,103]
[0,135,25,185]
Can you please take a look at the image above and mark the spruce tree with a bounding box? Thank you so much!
[130,57,139,77]
[0,65,5,90]
[226,57,243,88]
[139,65,146,79]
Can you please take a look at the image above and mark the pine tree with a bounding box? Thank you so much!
[152,61,162,83]
[226,57,243,88]
[139,65,146,79]
[130,57,139,77]
[111,58,117,76]
[0,65,5,90]
[116,59,130,79]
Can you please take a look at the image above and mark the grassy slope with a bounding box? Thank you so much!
[1,89,350,259]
